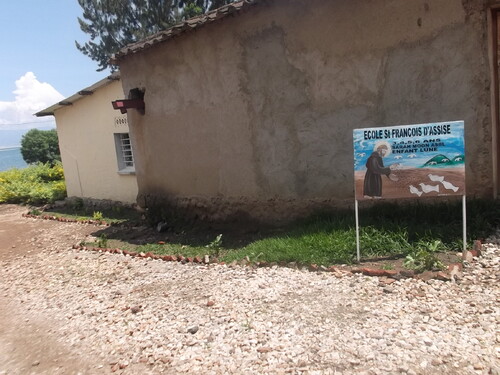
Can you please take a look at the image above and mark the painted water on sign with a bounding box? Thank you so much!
[353,121,465,200]
[0,147,27,172]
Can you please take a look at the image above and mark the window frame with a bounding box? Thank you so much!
[114,132,135,174]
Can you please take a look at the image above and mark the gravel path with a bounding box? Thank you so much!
[0,205,499,374]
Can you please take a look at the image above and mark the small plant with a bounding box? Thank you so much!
[206,234,223,257]
[382,263,394,270]
[418,239,444,253]
[93,211,104,221]
[404,239,445,273]
[404,249,444,273]
[241,319,254,331]
[29,208,41,216]
[97,234,108,248]
[208,234,223,248]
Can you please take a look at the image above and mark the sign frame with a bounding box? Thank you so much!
[352,121,467,261]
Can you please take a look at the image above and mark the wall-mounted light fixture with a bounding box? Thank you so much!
[111,99,145,114]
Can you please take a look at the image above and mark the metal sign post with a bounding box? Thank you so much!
[462,195,467,256]
[355,199,360,262]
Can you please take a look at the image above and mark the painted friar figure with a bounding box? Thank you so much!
[363,141,398,198]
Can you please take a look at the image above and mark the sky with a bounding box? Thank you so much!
[353,121,465,170]
[0,1,110,137]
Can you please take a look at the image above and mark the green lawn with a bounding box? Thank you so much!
[51,198,500,268]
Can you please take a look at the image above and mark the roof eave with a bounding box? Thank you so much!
[35,72,120,117]
[110,0,264,65]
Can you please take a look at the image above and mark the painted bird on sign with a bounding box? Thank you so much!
[428,174,444,182]
[409,185,423,197]
[440,180,459,192]
[419,183,439,194]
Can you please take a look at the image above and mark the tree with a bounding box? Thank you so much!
[20,129,61,165]
[76,0,235,72]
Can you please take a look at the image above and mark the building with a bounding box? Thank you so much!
[111,0,499,223]
[36,74,138,204]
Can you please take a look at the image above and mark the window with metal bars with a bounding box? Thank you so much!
[114,133,135,173]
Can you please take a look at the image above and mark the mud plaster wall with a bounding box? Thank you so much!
[119,0,492,223]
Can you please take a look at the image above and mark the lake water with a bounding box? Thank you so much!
[0,147,27,172]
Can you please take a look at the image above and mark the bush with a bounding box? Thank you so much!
[20,129,61,165]
[0,162,66,204]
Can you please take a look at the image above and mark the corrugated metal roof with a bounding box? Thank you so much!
[110,0,263,64]
[35,73,120,117]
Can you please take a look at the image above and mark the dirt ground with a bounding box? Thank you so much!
[0,204,100,375]
[0,203,466,374]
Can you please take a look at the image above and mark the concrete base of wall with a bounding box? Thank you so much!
[137,193,470,227]
[137,193,355,226]
[64,196,140,211]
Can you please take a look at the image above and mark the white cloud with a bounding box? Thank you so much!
[0,72,64,130]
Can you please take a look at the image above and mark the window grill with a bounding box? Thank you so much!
[114,133,135,173]
[119,133,134,167]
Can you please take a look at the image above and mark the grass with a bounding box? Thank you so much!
[222,226,412,265]
[42,202,142,225]
[40,198,500,267]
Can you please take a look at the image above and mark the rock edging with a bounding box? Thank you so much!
[22,213,111,226]
[25,211,483,283]
[70,241,484,283]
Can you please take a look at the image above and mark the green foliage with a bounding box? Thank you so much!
[404,251,444,273]
[416,239,445,253]
[222,200,499,266]
[207,234,223,249]
[20,129,61,165]
[93,211,104,221]
[206,234,223,257]
[76,0,235,71]
[28,208,42,216]
[183,2,203,18]
[0,163,66,204]
[40,199,498,269]
[97,234,108,248]
[403,240,445,273]
[359,226,412,256]
[43,202,142,225]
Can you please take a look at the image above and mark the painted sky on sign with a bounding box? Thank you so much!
[353,121,465,171]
